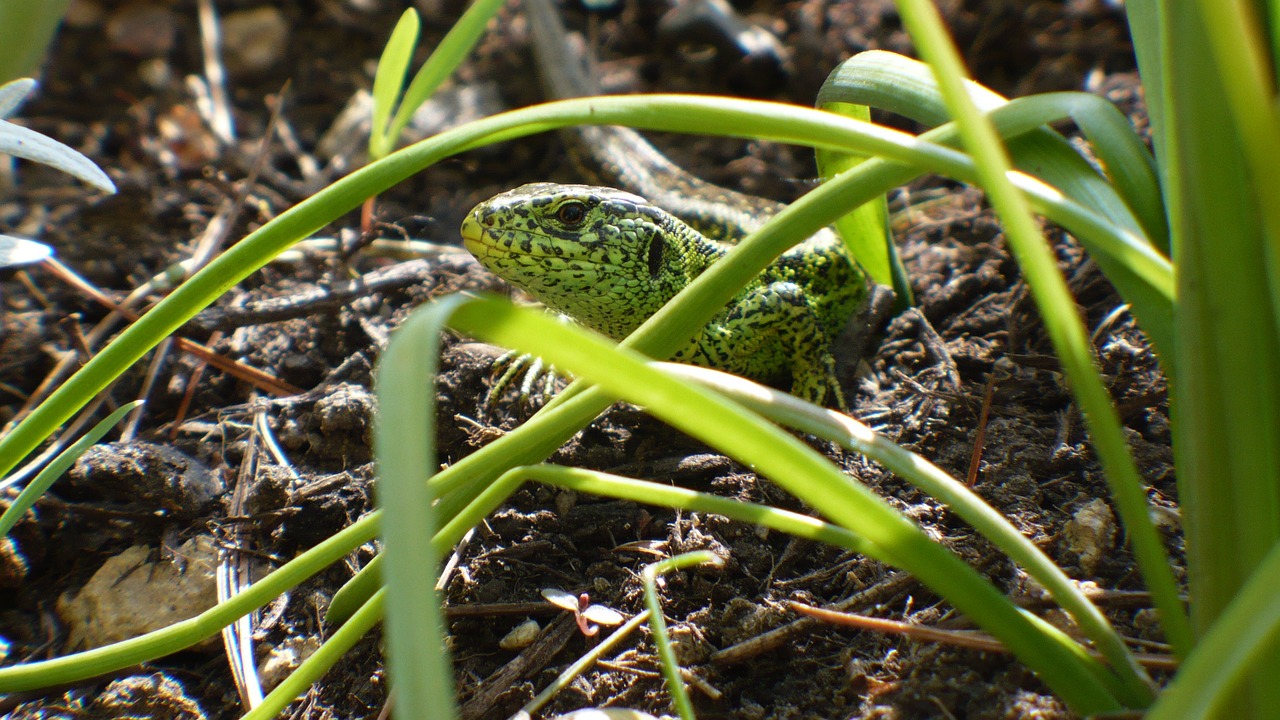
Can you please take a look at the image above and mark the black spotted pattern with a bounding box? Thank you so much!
[461,183,869,408]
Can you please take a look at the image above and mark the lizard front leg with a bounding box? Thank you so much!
[681,282,848,411]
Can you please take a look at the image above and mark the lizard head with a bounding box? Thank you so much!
[462,183,714,340]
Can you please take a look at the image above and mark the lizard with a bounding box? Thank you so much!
[461,182,868,408]
[459,0,876,409]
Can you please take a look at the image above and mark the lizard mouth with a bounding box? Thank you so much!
[459,212,492,257]
[461,212,575,262]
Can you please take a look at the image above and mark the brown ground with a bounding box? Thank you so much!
[0,1,1174,718]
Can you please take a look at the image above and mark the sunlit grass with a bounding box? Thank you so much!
[1,1,1275,718]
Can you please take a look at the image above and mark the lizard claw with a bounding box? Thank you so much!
[484,351,566,410]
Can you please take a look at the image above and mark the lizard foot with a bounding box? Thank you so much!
[484,351,565,411]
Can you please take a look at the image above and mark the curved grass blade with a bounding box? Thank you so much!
[1145,542,1280,720]
[0,93,1171,483]
[642,551,723,718]
[394,293,1125,714]
[891,0,1190,657]
[813,99,909,306]
[819,54,1173,364]
[659,363,1156,705]
[0,400,141,537]
[821,51,1167,252]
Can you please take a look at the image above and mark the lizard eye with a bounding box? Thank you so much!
[555,201,587,226]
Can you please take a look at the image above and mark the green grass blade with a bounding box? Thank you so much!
[820,51,1167,251]
[447,467,849,564]
[0,401,140,537]
[382,0,508,157]
[828,88,1176,362]
[660,364,1156,705]
[642,552,722,719]
[1125,0,1167,184]
[369,8,420,159]
[814,100,908,305]
[0,93,1171,484]
[1146,541,1280,720]
[1159,1,1280,712]
[0,1,69,84]
[1269,0,1280,62]
[326,554,383,626]
[422,294,1123,714]
[1192,0,1280,336]
[893,0,1191,657]
[375,295,464,718]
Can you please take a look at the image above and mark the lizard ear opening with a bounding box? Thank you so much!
[647,233,665,278]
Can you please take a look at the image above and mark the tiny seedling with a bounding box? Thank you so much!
[541,587,625,637]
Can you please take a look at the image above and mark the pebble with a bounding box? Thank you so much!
[105,3,176,57]
[221,7,289,74]
[56,536,219,650]
[64,0,106,29]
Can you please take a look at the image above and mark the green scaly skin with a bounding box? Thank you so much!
[461,182,868,408]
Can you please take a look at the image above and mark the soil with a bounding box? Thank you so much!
[0,1,1174,719]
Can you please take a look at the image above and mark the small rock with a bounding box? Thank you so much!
[498,618,541,650]
[307,382,376,463]
[64,0,106,29]
[668,623,711,664]
[1063,498,1116,575]
[57,535,219,650]
[105,3,176,57]
[243,463,292,516]
[94,674,207,719]
[221,7,289,74]
[257,636,322,690]
[1133,607,1164,641]
[314,382,375,437]
[11,673,208,719]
